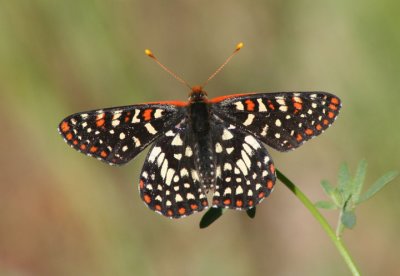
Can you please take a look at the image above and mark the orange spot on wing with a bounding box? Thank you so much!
[267,180,274,189]
[167,210,173,216]
[66,133,73,140]
[296,133,303,142]
[139,180,144,189]
[96,119,105,127]
[329,104,337,110]
[245,99,255,111]
[305,129,314,135]
[190,204,198,210]
[316,124,322,131]
[100,151,107,158]
[331,97,339,105]
[328,112,335,119]
[60,121,70,133]
[143,194,151,204]
[73,140,78,145]
[124,116,130,122]
[143,109,153,121]
[178,207,186,215]
[89,146,98,153]
[269,164,275,174]
[236,200,243,207]
[248,200,253,206]
[155,205,161,211]
[201,200,208,206]
[323,119,329,125]
[267,100,275,110]
[208,93,254,103]
[80,144,87,150]
[294,102,302,110]
[223,199,231,205]
[258,192,265,199]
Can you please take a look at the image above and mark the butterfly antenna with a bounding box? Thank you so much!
[145,49,192,90]
[202,42,244,88]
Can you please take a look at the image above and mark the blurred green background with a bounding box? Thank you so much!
[1,0,399,275]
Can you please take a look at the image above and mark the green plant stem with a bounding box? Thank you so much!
[276,169,360,276]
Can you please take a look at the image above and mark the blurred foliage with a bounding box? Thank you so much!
[316,160,398,237]
[0,0,399,275]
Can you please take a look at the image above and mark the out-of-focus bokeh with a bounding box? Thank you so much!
[1,1,399,275]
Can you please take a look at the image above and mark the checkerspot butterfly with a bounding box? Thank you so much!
[59,43,341,219]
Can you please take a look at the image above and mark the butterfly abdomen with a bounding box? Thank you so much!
[189,98,216,191]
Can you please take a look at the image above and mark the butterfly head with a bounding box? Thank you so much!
[189,85,208,102]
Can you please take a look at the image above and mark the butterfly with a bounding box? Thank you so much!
[58,43,341,218]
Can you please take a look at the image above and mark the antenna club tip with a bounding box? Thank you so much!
[145,49,154,58]
[235,42,244,51]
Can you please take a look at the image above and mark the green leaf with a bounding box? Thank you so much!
[246,207,256,218]
[315,201,338,210]
[341,211,357,229]
[331,189,344,207]
[357,171,399,204]
[351,160,368,202]
[338,163,351,194]
[199,207,224,229]
[321,180,335,196]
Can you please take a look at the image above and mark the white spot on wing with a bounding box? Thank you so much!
[132,109,140,123]
[171,134,183,146]
[145,123,157,134]
[148,146,161,162]
[165,168,175,185]
[243,114,255,126]
[234,101,244,110]
[257,99,267,111]
[244,136,261,150]
[222,129,233,140]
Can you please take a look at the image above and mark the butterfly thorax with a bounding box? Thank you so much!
[188,87,216,191]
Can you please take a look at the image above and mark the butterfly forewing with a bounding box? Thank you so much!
[58,103,186,165]
[211,121,276,210]
[211,92,341,152]
[139,123,208,218]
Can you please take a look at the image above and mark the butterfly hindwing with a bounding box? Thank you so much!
[58,103,186,165]
[211,92,341,152]
[211,121,276,210]
[139,124,208,218]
